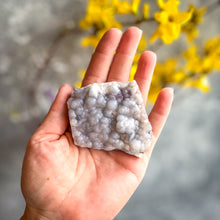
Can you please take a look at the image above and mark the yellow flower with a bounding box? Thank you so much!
[182,4,206,42]
[182,24,198,42]
[184,39,220,74]
[153,58,179,84]
[204,37,220,56]
[143,3,150,20]
[113,0,132,14]
[79,0,123,48]
[213,59,220,70]
[81,29,108,48]
[133,53,141,64]
[112,0,141,15]
[150,0,192,44]
[131,0,140,15]
[202,55,220,72]
[138,34,147,52]
[129,64,138,81]
[148,86,162,103]
[81,35,100,48]
[170,70,186,82]
[204,37,220,70]
[149,58,185,102]
[204,56,216,72]
[184,75,210,92]
[79,0,121,30]
[183,45,203,73]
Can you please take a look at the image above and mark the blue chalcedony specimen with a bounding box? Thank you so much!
[67,81,152,157]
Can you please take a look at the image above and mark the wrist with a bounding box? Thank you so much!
[20,206,58,220]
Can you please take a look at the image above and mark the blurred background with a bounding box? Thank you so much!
[0,0,220,219]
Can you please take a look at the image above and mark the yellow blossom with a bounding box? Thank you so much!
[183,45,203,73]
[203,55,220,72]
[113,0,132,14]
[112,0,141,15]
[81,35,100,48]
[153,58,179,84]
[204,37,220,56]
[78,0,219,102]
[79,0,121,30]
[184,75,210,92]
[204,37,220,70]
[138,34,147,52]
[184,39,220,74]
[182,4,206,42]
[148,58,185,102]
[182,24,198,42]
[131,0,140,15]
[150,0,192,44]
[212,59,220,70]
[129,64,138,81]
[148,86,162,103]
[143,3,150,20]
[133,53,141,64]
[79,0,125,48]
[81,29,107,48]
[170,70,186,82]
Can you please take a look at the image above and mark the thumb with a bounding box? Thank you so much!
[35,84,73,137]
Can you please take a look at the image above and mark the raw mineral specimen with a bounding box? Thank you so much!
[67,80,152,157]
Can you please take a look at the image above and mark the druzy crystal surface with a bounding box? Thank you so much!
[67,80,152,157]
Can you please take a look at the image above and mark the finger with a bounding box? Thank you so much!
[144,88,174,158]
[134,51,157,104]
[35,84,73,136]
[149,87,174,140]
[107,26,142,82]
[82,28,122,87]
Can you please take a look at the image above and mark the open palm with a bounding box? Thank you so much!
[21,27,173,220]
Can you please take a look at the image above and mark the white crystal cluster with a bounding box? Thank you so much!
[67,80,152,157]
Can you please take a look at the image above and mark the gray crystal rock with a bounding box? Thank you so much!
[67,80,152,157]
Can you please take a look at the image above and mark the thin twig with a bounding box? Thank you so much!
[122,17,155,26]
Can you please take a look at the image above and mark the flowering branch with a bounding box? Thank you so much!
[77,0,220,103]
[29,0,220,110]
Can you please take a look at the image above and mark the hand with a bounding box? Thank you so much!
[21,27,173,220]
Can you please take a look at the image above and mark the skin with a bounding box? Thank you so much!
[21,27,174,220]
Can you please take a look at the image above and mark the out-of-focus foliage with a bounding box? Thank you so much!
[182,4,206,42]
[77,0,220,102]
[150,0,192,44]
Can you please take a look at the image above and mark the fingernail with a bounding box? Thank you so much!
[136,27,143,36]
[127,26,143,35]
[165,87,174,99]
[169,87,174,94]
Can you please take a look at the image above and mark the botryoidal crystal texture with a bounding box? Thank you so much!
[67,80,152,157]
